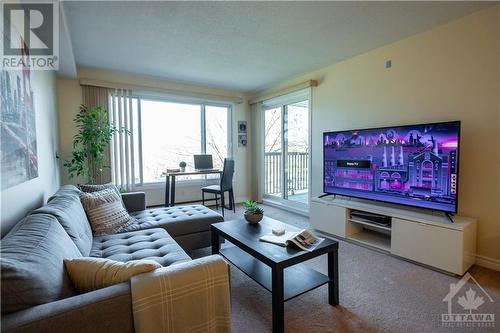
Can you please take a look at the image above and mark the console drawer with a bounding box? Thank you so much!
[310,201,346,237]
[391,218,463,274]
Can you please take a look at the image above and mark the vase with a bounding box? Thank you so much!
[244,212,263,224]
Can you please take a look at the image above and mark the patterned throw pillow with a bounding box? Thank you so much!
[79,189,135,235]
[79,183,125,207]
[64,257,161,292]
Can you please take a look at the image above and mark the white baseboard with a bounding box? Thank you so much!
[475,254,500,271]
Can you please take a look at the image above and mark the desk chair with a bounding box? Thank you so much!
[201,158,235,217]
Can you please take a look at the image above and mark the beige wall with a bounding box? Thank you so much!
[57,79,84,184]
[252,5,500,261]
[57,68,252,205]
[1,71,61,235]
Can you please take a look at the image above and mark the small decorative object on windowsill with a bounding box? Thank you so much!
[243,200,264,224]
[179,161,186,172]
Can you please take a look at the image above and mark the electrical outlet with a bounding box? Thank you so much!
[385,60,392,69]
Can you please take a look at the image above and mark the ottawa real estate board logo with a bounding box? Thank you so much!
[442,272,495,328]
[1,1,59,70]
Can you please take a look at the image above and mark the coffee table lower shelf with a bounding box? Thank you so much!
[219,246,330,302]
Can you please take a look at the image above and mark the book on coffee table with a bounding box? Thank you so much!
[259,229,324,252]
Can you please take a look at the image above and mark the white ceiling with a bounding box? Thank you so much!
[62,1,491,93]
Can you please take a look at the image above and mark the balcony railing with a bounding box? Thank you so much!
[264,152,308,196]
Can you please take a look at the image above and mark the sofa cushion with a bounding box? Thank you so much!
[1,214,82,314]
[33,189,93,256]
[48,184,81,202]
[90,228,191,267]
[128,205,223,237]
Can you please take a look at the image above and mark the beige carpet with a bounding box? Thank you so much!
[190,204,500,333]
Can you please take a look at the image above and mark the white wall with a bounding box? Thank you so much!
[57,68,252,206]
[251,5,500,261]
[1,71,61,236]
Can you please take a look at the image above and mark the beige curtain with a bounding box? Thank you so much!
[81,85,111,184]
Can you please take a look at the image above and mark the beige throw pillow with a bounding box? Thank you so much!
[64,257,161,292]
[79,188,135,235]
[79,183,121,196]
[79,183,125,207]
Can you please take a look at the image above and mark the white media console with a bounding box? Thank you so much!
[310,196,477,275]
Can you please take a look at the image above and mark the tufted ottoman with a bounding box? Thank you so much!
[90,228,191,266]
[127,205,224,251]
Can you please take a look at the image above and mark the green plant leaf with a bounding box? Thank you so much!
[63,104,129,184]
[243,200,263,214]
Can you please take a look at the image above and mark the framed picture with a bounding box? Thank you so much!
[238,121,247,134]
[238,121,247,147]
[238,135,247,147]
[1,29,38,189]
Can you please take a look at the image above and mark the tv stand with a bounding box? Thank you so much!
[318,193,335,199]
[445,212,455,223]
[310,196,477,275]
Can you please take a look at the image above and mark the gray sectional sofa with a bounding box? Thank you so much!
[1,185,226,333]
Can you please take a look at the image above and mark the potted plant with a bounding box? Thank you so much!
[62,105,128,184]
[244,200,264,224]
[179,161,187,172]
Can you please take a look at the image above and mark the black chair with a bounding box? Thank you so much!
[201,158,235,217]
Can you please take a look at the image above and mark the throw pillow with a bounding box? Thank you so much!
[80,188,135,235]
[79,183,124,207]
[64,257,161,292]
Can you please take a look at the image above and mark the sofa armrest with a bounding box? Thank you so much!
[122,191,146,212]
[1,283,134,333]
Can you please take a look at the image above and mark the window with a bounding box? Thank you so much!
[205,105,229,170]
[133,98,231,184]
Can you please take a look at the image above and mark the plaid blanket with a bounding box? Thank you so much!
[131,255,231,333]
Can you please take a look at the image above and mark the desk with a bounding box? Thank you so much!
[165,169,222,207]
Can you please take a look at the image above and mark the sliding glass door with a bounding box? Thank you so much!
[264,97,309,209]
[264,107,283,199]
[286,100,309,204]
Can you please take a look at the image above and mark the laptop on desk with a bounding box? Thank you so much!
[194,154,215,171]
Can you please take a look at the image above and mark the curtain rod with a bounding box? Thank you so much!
[248,80,318,105]
[79,78,244,104]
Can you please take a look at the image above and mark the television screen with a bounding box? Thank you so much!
[323,121,460,213]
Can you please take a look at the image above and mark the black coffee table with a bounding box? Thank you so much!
[211,217,339,333]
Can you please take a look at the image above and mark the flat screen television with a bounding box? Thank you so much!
[323,121,461,213]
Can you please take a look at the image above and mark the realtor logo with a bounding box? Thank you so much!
[441,272,495,328]
[1,1,59,70]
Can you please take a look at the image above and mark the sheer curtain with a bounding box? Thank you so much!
[109,89,136,192]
